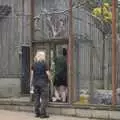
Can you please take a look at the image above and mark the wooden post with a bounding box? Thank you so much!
[112,0,117,106]
[68,0,75,103]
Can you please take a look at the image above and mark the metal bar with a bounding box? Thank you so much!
[68,0,74,103]
[100,0,106,89]
[20,0,25,95]
[90,45,94,104]
[31,0,34,44]
[89,15,94,104]
[31,0,34,59]
[112,0,117,106]
[22,0,24,45]
[30,0,34,78]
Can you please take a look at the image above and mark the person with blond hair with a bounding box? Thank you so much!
[30,51,51,118]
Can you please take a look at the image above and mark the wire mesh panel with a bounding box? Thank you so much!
[34,11,69,41]
[73,5,112,105]
[0,14,32,96]
[0,15,31,77]
[32,0,114,104]
[34,0,69,41]
[33,0,69,102]
[116,3,120,105]
[0,16,20,77]
[116,35,120,105]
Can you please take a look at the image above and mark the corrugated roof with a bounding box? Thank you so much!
[0,5,11,19]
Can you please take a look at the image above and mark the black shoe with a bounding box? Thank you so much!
[35,114,40,118]
[40,114,49,118]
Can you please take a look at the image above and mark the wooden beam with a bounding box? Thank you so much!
[112,0,117,106]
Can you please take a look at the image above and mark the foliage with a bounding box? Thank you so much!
[92,2,112,23]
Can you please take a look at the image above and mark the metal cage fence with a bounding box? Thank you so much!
[73,6,112,104]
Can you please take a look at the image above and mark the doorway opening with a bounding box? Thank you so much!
[21,46,30,95]
[32,41,68,103]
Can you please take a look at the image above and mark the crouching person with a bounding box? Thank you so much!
[30,51,51,118]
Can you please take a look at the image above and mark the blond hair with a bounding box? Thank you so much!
[34,51,45,62]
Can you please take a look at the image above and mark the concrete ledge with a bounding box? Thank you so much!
[109,111,120,120]
[91,110,110,119]
[47,107,61,115]
[76,109,92,118]
[0,78,21,98]
[61,108,76,116]
[0,98,120,120]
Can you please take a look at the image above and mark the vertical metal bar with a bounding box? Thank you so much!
[28,0,34,95]
[102,34,106,89]
[90,43,94,104]
[89,15,94,104]
[22,0,24,45]
[30,0,34,67]
[68,0,75,103]
[21,0,25,94]
[112,0,117,106]
[48,43,51,69]
[101,0,106,89]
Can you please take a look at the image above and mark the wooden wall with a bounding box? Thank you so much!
[0,0,31,77]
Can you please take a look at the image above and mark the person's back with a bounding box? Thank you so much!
[30,52,50,118]
[32,61,48,86]
[54,48,67,87]
[55,55,66,76]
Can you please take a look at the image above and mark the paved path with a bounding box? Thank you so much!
[0,110,97,120]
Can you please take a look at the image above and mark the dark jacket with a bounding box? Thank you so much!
[32,61,49,86]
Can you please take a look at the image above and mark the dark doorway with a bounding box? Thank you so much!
[21,46,30,94]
